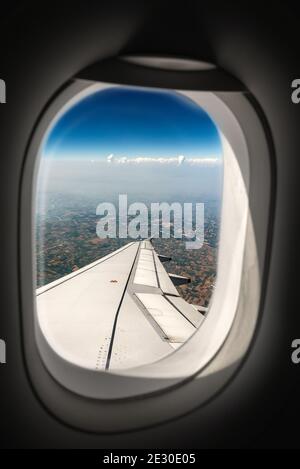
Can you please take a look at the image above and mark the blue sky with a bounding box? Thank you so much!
[44,86,222,159]
[38,86,223,202]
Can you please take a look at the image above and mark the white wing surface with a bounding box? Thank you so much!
[36,240,206,370]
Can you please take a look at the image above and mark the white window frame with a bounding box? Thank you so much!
[20,80,271,431]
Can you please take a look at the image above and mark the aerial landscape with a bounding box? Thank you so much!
[36,194,220,307]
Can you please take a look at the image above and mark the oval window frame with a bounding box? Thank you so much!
[20,77,272,432]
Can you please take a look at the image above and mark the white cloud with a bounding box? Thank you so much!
[37,155,223,201]
[178,155,185,165]
[104,154,220,166]
[106,153,114,163]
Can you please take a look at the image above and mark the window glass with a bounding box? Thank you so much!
[35,86,223,370]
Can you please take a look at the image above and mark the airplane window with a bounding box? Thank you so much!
[34,85,223,371]
[20,72,269,425]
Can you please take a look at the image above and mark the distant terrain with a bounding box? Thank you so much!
[36,193,220,307]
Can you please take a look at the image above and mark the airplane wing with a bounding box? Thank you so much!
[36,240,206,371]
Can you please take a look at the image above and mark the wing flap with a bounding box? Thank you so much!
[136,293,196,344]
[166,295,205,328]
[108,292,172,370]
